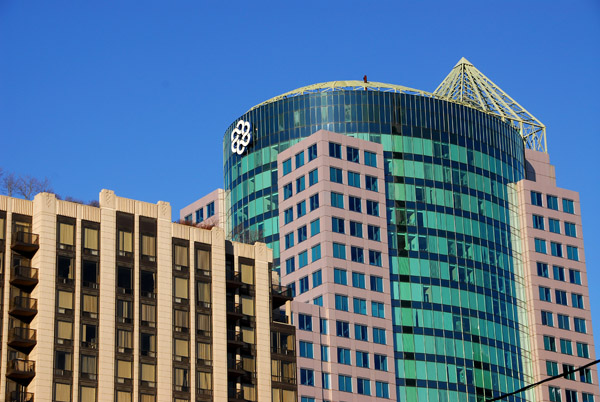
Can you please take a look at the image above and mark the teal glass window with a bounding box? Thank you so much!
[333,243,346,259]
[284,208,293,224]
[563,364,576,380]
[310,219,320,236]
[297,226,307,243]
[309,193,319,211]
[546,361,559,376]
[350,221,363,238]
[348,171,360,188]
[356,351,369,368]
[299,340,313,358]
[564,222,576,237]
[577,342,589,358]
[555,290,568,306]
[322,373,330,389]
[298,251,308,268]
[557,314,570,330]
[338,374,352,392]
[332,217,345,234]
[355,324,368,341]
[298,314,312,331]
[535,238,547,254]
[563,198,574,214]
[533,215,545,230]
[206,202,214,217]
[353,298,367,315]
[531,191,543,206]
[566,246,578,261]
[569,269,581,284]
[337,347,351,365]
[539,286,551,302]
[374,354,387,371]
[334,268,347,285]
[352,272,365,289]
[574,317,586,333]
[581,369,593,384]
[542,311,554,327]
[285,257,295,274]
[284,232,294,249]
[350,246,364,263]
[283,183,292,200]
[311,244,321,262]
[549,387,561,402]
[547,195,559,210]
[295,151,304,169]
[321,345,329,362]
[296,176,305,193]
[548,218,560,233]
[313,295,323,306]
[335,294,348,311]
[289,283,295,297]
[551,242,562,257]
[195,208,204,223]
[357,378,371,396]
[373,327,386,344]
[543,335,556,351]
[347,146,359,163]
[572,293,584,309]
[308,168,318,186]
[302,397,315,402]
[369,250,382,266]
[560,339,572,355]
[349,196,361,212]
[330,167,343,184]
[365,175,378,191]
[537,262,549,277]
[184,214,192,222]
[331,192,344,208]
[297,201,306,217]
[308,144,317,161]
[366,200,379,216]
[364,151,377,167]
[367,225,380,241]
[312,269,322,287]
[320,318,327,334]
[336,321,349,338]
[300,368,314,386]
[553,265,565,281]
[375,382,389,398]
[282,158,292,175]
[371,301,384,318]
[370,276,383,292]
[329,142,341,159]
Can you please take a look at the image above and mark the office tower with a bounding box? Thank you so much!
[0,190,297,402]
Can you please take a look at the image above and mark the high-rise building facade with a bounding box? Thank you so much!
[0,190,297,402]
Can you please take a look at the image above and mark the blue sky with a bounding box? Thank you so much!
[2,1,600,349]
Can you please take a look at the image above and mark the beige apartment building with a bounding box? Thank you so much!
[0,189,297,402]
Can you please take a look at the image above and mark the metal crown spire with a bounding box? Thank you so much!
[434,58,547,153]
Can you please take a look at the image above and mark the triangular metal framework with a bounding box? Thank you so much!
[434,58,547,153]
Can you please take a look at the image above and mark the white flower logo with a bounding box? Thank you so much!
[231,120,252,155]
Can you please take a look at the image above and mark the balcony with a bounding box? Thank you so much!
[8,327,37,350]
[196,388,213,400]
[9,391,34,402]
[272,311,290,324]
[11,231,39,254]
[271,284,292,308]
[6,359,35,382]
[10,266,39,288]
[228,389,246,402]
[226,270,243,288]
[9,296,38,319]
[226,302,243,320]
[227,330,249,350]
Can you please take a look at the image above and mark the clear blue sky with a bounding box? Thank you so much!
[2,1,599,347]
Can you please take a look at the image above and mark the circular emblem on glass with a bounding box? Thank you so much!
[231,120,252,155]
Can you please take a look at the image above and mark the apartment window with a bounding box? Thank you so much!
[285,257,295,274]
[298,251,308,268]
[338,375,352,392]
[140,270,155,298]
[320,318,327,334]
[333,243,346,259]
[533,215,545,230]
[141,235,156,260]
[563,364,576,380]
[376,382,390,399]
[563,198,575,214]
[352,272,365,288]
[329,142,341,158]
[117,300,132,323]
[547,361,559,376]
[549,218,560,234]
[83,227,99,255]
[82,294,98,318]
[356,350,369,368]
[308,144,317,161]
[347,221,362,238]
[334,268,347,285]
[564,222,576,237]
[320,345,329,362]
[364,150,377,167]
[298,314,312,331]
[544,336,556,352]
[297,226,307,243]
[58,290,74,313]
[531,191,543,206]
[296,176,305,193]
[560,339,573,355]
[55,350,72,373]
[569,269,581,285]
[555,290,568,306]
[577,342,590,358]
[57,320,73,343]
[117,329,133,350]
[299,341,313,358]
[355,324,368,341]
[551,242,563,257]
[367,225,380,241]
[206,202,215,218]
[554,265,565,281]
[300,368,314,386]
[312,269,322,287]
[117,266,133,293]
[583,393,595,402]
[174,277,189,301]
[347,146,359,163]
[309,193,319,211]
[57,256,74,283]
[174,367,189,391]
[565,390,578,402]
[55,383,72,402]
[353,298,367,315]
[311,244,321,261]
[374,354,387,371]
[196,281,210,305]
[535,238,547,254]
[566,246,579,261]
[348,196,361,212]
[372,301,385,318]
[197,313,211,336]
[370,276,383,292]
[82,323,97,347]
[357,378,371,396]
[547,195,559,210]
[557,314,570,330]
[570,293,583,309]
[330,167,343,184]
[313,296,323,306]
[117,359,132,379]
[537,262,549,277]
[322,373,331,390]
[331,192,344,208]
[335,294,348,311]
[118,230,133,256]
[580,369,593,384]
[365,175,378,191]
[332,217,345,234]
[310,218,320,236]
[195,208,204,223]
[174,245,188,268]
[366,200,379,216]
[283,183,292,200]
[284,208,293,224]
[308,168,318,186]
[282,158,292,175]
[337,347,351,365]
[350,246,364,263]
[295,151,304,168]
[369,250,382,266]
[347,171,361,188]
[336,321,350,338]
[284,232,294,249]
[548,386,561,402]
[574,317,586,333]
[298,276,309,294]
[373,327,386,344]
[174,338,189,360]
[140,332,156,357]
[80,354,97,379]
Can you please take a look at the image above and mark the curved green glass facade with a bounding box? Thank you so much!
[223,90,532,401]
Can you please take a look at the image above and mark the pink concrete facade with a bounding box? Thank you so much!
[518,149,599,402]
[277,130,396,401]
[180,188,226,229]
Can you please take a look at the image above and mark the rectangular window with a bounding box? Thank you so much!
[551,242,563,257]
[549,386,561,402]
[299,341,313,358]
[350,221,363,238]
[206,202,215,217]
[554,265,565,281]
[83,227,99,254]
[565,390,578,402]
[353,298,367,315]
[295,151,304,169]
[355,324,368,341]
[332,217,345,234]
[555,290,568,305]
[544,335,556,352]
[312,269,322,287]
[572,293,584,309]
[347,146,359,163]
[548,218,560,233]
[350,246,364,263]
[174,245,188,268]
[560,339,573,355]
[368,225,380,241]
[337,347,351,365]
[374,354,387,371]
[284,208,293,224]
[547,195,559,210]
[580,369,593,384]
[531,191,543,206]
[313,296,323,306]
[564,222,576,237]
[334,268,347,285]
[365,175,378,191]
[331,192,344,208]
[577,342,590,358]
[299,276,309,294]
[329,142,341,159]
[370,276,383,292]
[333,243,346,259]
[537,262,549,277]
[357,351,372,368]
[320,345,329,362]
[320,318,327,334]
[300,368,314,386]
[195,208,204,223]
[283,183,292,200]
[357,378,371,396]
[308,168,318,186]
[284,232,294,249]
[566,246,579,261]
[546,361,559,376]
[282,158,292,175]
[372,301,385,318]
[563,198,574,214]
[309,193,319,211]
[322,373,330,390]
[118,230,133,255]
[373,327,386,344]
[348,171,360,188]
[297,226,307,243]
[376,381,389,398]
[298,251,308,268]
[298,314,312,331]
[335,294,348,311]
[339,374,352,393]
[58,290,73,312]
[369,250,382,266]
[336,320,350,338]
[569,269,581,285]
[141,235,156,259]
[310,219,320,236]
[348,196,361,212]
[297,201,306,217]
[285,257,295,274]
[364,151,377,167]
[541,311,554,327]
[330,167,343,184]
[574,317,586,333]
[352,272,366,288]
[366,200,379,216]
[311,244,321,262]
[535,238,547,254]
[533,215,545,230]
[563,364,576,380]
[59,222,74,247]
[557,314,570,330]
[296,176,305,193]
[174,277,189,301]
[308,144,317,161]
[583,393,595,402]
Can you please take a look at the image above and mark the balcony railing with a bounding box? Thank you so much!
[8,327,37,350]
[10,266,39,288]
[9,391,34,402]
[11,231,39,253]
[6,358,35,381]
[9,296,38,318]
